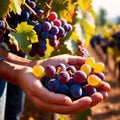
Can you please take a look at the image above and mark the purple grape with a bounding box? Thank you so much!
[45,65,56,77]
[83,84,96,96]
[28,1,36,8]
[42,21,52,31]
[60,19,66,26]
[66,65,76,76]
[56,63,66,74]
[70,84,83,99]
[95,72,105,81]
[0,20,6,29]
[48,79,60,92]
[59,84,69,95]
[50,26,59,34]
[57,27,65,37]
[67,77,75,86]
[49,34,58,47]
[73,70,87,84]
[57,71,70,84]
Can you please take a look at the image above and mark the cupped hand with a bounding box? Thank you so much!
[17,65,110,114]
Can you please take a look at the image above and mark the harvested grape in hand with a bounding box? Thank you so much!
[32,57,105,100]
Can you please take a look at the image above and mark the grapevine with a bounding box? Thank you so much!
[0,0,106,120]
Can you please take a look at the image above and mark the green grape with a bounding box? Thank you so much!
[87,74,102,87]
[80,64,91,76]
[32,65,45,78]
[85,57,95,68]
[93,62,105,73]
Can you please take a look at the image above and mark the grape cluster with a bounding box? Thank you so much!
[32,57,105,100]
[0,0,72,57]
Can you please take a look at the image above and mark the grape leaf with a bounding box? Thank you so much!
[77,0,92,14]
[42,39,54,59]
[8,22,38,53]
[9,0,25,15]
[0,0,11,18]
[65,39,78,54]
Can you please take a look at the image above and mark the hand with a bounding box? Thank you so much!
[17,54,110,114]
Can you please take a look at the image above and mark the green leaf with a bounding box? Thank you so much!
[8,22,38,54]
[0,0,11,18]
[76,109,92,120]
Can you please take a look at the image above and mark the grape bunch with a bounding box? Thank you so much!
[0,0,73,57]
[32,57,105,100]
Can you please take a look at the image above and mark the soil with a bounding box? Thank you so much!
[20,45,120,120]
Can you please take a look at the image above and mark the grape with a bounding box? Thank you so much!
[93,62,105,73]
[87,74,102,87]
[59,84,69,95]
[50,26,59,34]
[48,79,60,92]
[70,84,82,99]
[53,19,62,27]
[95,72,105,81]
[41,31,50,39]
[67,77,75,86]
[41,76,50,89]
[0,20,6,29]
[73,70,87,84]
[42,21,52,31]
[34,23,42,33]
[28,1,36,8]
[60,18,66,26]
[83,84,96,96]
[49,34,58,47]
[66,65,76,76]
[48,12,58,21]
[85,57,95,68]
[57,27,65,37]
[45,65,56,77]
[56,63,66,73]
[32,65,45,78]
[21,9,30,21]
[80,64,91,76]
[58,71,70,84]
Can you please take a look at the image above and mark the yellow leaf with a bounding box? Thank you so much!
[78,0,92,14]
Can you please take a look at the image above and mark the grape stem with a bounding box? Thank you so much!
[23,2,39,18]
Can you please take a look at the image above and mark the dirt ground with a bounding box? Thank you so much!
[20,45,120,120]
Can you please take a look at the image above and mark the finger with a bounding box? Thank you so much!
[32,80,72,105]
[32,96,92,114]
[90,92,103,107]
[96,81,111,92]
[68,56,85,66]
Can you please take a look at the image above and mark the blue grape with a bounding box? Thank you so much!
[59,84,69,95]
[21,9,30,21]
[67,77,75,86]
[34,23,42,33]
[48,79,60,92]
[41,31,50,39]
[70,84,83,99]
